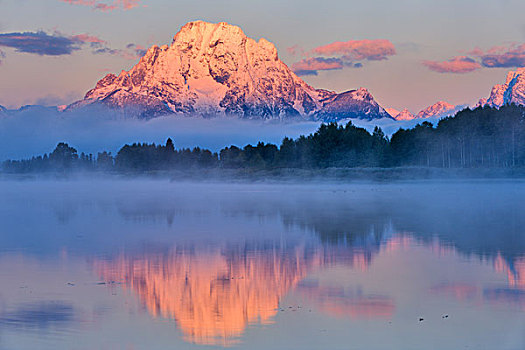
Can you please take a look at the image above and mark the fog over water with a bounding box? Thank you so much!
[0,179,523,349]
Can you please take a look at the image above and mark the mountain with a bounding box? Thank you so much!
[384,108,399,119]
[416,101,457,119]
[388,108,416,121]
[0,105,6,116]
[314,88,391,121]
[483,68,525,107]
[385,102,457,121]
[67,21,391,121]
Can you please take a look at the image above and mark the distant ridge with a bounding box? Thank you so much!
[386,101,460,120]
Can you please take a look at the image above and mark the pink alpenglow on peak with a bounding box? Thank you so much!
[480,68,525,108]
[387,101,458,121]
[67,21,391,121]
[416,101,457,119]
[393,108,417,121]
[384,108,400,119]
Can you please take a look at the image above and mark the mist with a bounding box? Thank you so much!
[0,107,425,161]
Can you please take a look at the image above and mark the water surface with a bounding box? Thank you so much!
[0,180,524,349]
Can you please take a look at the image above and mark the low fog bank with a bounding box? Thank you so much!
[0,107,411,161]
[346,116,441,135]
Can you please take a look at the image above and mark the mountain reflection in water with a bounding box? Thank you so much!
[94,243,375,345]
[1,181,524,349]
[95,235,525,346]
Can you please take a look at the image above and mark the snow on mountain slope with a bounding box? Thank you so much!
[385,102,457,121]
[385,108,400,119]
[484,68,525,108]
[392,108,416,120]
[314,88,391,121]
[416,101,457,119]
[67,21,390,121]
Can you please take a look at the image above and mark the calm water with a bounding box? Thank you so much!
[0,179,524,350]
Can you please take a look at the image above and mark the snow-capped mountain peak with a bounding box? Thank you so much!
[416,101,456,119]
[394,108,416,120]
[385,108,400,119]
[484,68,525,108]
[386,101,458,121]
[67,21,390,121]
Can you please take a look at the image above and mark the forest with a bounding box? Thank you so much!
[2,104,524,174]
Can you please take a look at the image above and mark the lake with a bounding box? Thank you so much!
[0,179,524,349]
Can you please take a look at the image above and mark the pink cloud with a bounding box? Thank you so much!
[311,39,396,61]
[60,0,141,11]
[71,34,106,44]
[286,45,303,56]
[475,43,525,68]
[94,3,117,11]
[422,56,481,73]
[291,57,343,76]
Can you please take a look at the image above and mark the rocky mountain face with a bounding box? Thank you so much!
[416,101,457,119]
[387,108,416,121]
[314,88,390,121]
[67,21,391,121]
[386,101,457,121]
[483,68,525,108]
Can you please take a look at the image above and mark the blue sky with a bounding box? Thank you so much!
[0,0,524,111]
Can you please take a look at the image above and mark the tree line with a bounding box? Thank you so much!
[2,104,524,173]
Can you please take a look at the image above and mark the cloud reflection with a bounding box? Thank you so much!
[0,301,74,330]
[297,281,395,319]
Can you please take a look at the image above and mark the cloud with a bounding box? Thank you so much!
[422,56,481,73]
[0,108,322,161]
[71,33,105,44]
[0,301,74,329]
[59,0,141,11]
[34,92,82,107]
[312,39,396,61]
[291,57,343,76]
[286,44,303,56]
[288,38,395,74]
[125,43,147,57]
[91,43,146,60]
[425,43,525,73]
[0,31,82,56]
[473,43,525,68]
[0,30,146,61]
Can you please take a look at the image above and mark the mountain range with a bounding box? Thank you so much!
[386,68,525,120]
[385,101,463,121]
[2,22,524,122]
[66,21,391,121]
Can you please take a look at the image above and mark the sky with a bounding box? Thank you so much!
[0,0,524,112]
